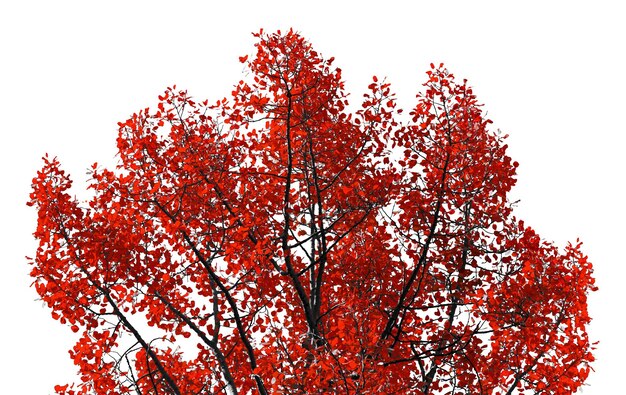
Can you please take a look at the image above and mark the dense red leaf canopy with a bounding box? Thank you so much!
[29,29,596,395]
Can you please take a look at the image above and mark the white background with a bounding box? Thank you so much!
[1,1,622,393]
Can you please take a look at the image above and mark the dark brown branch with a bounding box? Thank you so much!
[154,292,238,395]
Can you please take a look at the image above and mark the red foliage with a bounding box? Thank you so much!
[29,30,596,395]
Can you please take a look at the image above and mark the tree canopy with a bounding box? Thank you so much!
[29,29,596,395]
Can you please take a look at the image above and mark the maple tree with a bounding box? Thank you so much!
[29,30,596,395]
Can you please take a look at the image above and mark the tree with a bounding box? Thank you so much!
[28,29,596,395]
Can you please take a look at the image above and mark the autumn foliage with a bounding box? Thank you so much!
[29,30,596,395]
